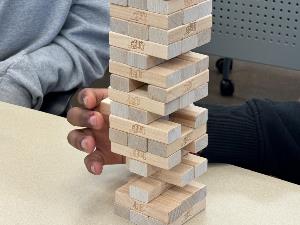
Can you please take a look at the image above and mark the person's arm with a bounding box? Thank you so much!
[196,99,300,184]
[0,0,109,115]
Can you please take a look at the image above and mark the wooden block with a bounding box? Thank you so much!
[129,0,148,10]
[108,86,181,116]
[128,106,161,124]
[114,203,130,220]
[111,100,129,119]
[148,15,212,45]
[110,17,128,35]
[183,0,212,24]
[110,115,181,144]
[109,60,181,88]
[182,154,207,178]
[128,21,149,40]
[181,34,198,53]
[177,51,209,74]
[151,163,194,187]
[110,0,128,6]
[148,70,209,103]
[127,158,160,177]
[109,31,182,60]
[116,180,206,224]
[158,58,195,81]
[128,134,148,152]
[98,98,111,116]
[129,177,172,203]
[110,46,128,64]
[147,0,207,15]
[148,124,206,157]
[110,4,183,30]
[169,104,208,128]
[197,28,211,47]
[132,181,206,224]
[130,198,206,225]
[127,51,165,69]
[112,142,181,169]
[109,128,128,145]
[110,74,144,92]
[185,134,208,153]
[179,83,208,108]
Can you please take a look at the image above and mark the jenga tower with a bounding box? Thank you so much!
[108,0,212,224]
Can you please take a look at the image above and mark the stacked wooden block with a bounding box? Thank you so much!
[108,0,212,224]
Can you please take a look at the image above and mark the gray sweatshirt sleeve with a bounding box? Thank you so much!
[0,0,109,114]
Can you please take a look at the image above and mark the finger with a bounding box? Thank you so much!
[84,150,105,175]
[77,88,108,110]
[67,129,96,154]
[67,107,105,130]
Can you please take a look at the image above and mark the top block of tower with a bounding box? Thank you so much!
[109,0,212,59]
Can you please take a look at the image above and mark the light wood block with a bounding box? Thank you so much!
[179,83,208,108]
[127,158,160,177]
[130,198,206,225]
[185,134,208,153]
[127,50,165,69]
[182,154,207,178]
[110,46,128,65]
[111,100,129,119]
[109,60,180,88]
[109,31,182,60]
[110,115,181,144]
[181,34,198,53]
[197,28,211,47]
[110,0,128,6]
[110,74,144,92]
[128,21,149,40]
[128,106,161,124]
[147,0,207,15]
[112,142,182,170]
[109,128,128,145]
[110,47,164,70]
[129,177,172,203]
[183,0,212,24]
[128,134,148,152]
[158,58,196,81]
[116,180,206,224]
[98,98,111,116]
[110,17,128,35]
[148,70,209,103]
[110,4,183,30]
[108,86,181,116]
[148,124,206,157]
[169,104,208,128]
[129,0,148,10]
[177,52,209,74]
[148,15,212,45]
[151,163,194,187]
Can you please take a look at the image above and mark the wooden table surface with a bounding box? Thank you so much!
[0,102,299,225]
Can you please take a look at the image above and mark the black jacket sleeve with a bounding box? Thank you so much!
[195,99,300,185]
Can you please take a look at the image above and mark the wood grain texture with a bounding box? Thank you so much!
[183,0,212,24]
[169,104,208,128]
[109,31,182,60]
[148,70,209,103]
[185,134,208,153]
[110,100,129,119]
[110,4,183,30]
[110,17,129,35]
[129,0,148,10]
[112,142,182,170]
[128,106,161,124]
[148,124,206,157]
[110,115,181,144]
[109,128,128,146]
[128,21,149,40]
[128,134,148,152]
[110,74,144,92]
[97,98,111,116]
[110,0,128,6]
[127,158,160,177]
[182,154,207,178]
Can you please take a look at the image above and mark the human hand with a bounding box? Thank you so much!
[67,88,124,175]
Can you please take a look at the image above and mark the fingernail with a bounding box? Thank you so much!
[83,97,89,106]
[91,165,96,174]
[89,115,97,127]
[81,138,88,151]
